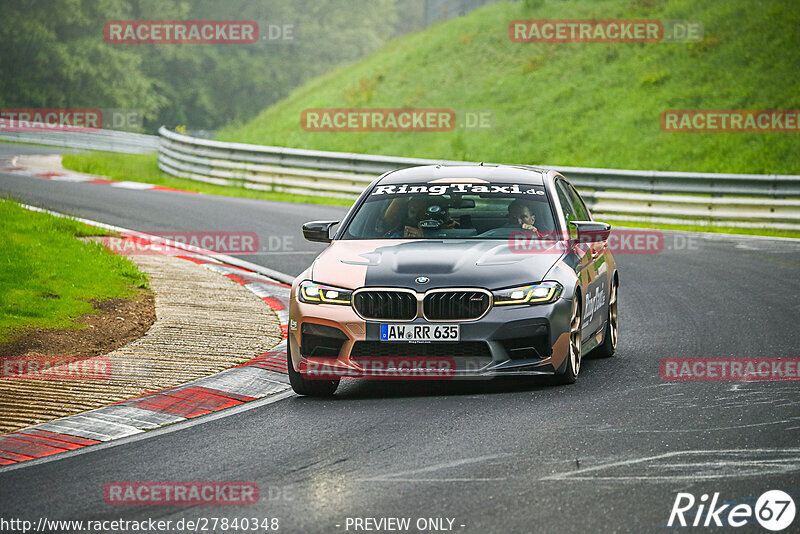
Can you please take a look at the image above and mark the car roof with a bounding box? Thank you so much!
[378,164,548,185]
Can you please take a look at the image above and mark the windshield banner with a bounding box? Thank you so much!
[370,183,546,197]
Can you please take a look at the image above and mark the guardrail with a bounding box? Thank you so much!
[0,126,158,154]
[158,127,800,230]
[3,123,796,229]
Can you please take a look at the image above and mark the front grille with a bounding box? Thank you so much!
[423,291,490,321]
[353,291,417,320]
[351,341,490,358]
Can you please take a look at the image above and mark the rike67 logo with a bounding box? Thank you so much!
[669,490,796,531]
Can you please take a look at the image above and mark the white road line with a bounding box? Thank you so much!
[358,454,511,482]
[541,448,800,482]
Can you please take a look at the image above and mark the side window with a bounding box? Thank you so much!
[556,180,590,223]
[565,183,591,221]
[555,180,577,227]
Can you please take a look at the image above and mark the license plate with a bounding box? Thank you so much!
[380,324,459,342]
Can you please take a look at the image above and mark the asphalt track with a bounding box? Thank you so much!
[1,143,799,533]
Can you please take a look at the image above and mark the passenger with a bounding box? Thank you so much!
[507,199,537,230]
[507,199,543,236]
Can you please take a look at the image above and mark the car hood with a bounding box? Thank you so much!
[311,239,565,290]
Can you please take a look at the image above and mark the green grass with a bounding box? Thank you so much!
[218,0,799,175]
[61,152,353,206]
[0,198,149,343]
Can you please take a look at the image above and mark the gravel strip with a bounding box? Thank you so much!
[0,254,282,433]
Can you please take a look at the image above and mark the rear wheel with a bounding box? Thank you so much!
[591,280,618,359]
[554,297,582,385]
[287,344,339,397]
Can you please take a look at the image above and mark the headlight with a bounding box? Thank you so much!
[493,281,562,306]
[298,280,353,305]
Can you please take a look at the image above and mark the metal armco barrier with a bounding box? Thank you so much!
[4,123,798,230]
[0,126,158,154]
[158,127,800,230]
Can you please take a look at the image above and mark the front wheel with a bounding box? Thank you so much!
[287,344,339,397]
[554,297,582,385]
[591,280,618,359]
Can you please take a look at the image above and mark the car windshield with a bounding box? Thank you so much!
[342,181,557,240]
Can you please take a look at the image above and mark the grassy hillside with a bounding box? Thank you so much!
[218,0,800,174]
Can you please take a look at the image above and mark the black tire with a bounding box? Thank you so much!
[287,344,339,397]
[554,296,582,385]
[590,280,618,359]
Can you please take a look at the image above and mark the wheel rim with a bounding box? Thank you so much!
[569,298,582,376]
[609,283,618,349]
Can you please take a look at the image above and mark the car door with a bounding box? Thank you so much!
[554,179,594,343]
[558,180,608,339]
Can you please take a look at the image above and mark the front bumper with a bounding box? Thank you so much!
[289,295,573,379]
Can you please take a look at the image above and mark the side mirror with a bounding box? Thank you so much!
[302,220,339,243]
[569,221,611,243]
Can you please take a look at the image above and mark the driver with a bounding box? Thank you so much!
[382,197,458,238]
